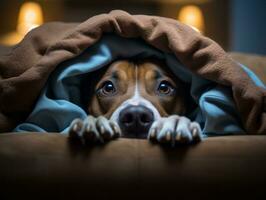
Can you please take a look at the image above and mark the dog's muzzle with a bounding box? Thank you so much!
[118,105,154,138]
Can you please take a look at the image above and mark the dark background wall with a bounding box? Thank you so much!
[230,0,266,55]
[0,0,265,55]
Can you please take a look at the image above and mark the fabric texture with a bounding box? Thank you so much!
[0,10,265,133]
[1,133,266,199]
[229,52,266,84]
[13,34,264,135]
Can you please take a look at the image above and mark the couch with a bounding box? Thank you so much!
[0,47,266,199]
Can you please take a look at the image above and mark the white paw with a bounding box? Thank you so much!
[69,116,121,144]
[147,115,202,146]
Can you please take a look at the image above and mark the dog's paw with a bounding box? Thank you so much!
[68,116,121,144]
[147,115,202,146]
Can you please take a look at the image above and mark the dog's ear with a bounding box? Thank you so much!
[183,83,197,116]
[80,74,93,113]
[171,76,196,117]
[80,66,109,113]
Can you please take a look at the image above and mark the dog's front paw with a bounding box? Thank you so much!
[147,115,202,146]
[68,116,121,144]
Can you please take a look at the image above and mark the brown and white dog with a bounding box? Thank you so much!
[69,59,202,146]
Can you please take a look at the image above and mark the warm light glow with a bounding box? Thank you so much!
[0,1,44,45]
[17,2,44,35]
[178,5,205,33]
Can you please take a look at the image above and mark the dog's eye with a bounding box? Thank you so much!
[157,81,175,95]
[100,81,116,95]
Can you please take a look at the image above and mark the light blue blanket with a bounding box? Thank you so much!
[14,34,265,136]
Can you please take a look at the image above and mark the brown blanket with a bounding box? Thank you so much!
[0,10,265,133]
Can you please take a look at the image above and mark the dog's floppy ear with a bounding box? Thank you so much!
[182,83,197,117]
[80,66,109,113]
[164,64,197,116]
[157,58,196,117]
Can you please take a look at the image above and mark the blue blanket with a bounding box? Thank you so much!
[14,34,265,136]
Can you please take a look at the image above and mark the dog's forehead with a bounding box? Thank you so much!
[105,59,169,79]
[141,63,167,78]
[104,60,134,79]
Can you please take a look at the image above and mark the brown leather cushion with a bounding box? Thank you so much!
[0,133,266,199]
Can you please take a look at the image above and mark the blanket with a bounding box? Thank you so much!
[13,34,264,135]
[0,10,265,134]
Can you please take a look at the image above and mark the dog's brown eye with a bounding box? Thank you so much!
[157,81,174,95]
[101,81,116,95]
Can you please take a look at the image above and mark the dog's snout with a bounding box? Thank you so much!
[119,105,154,138]
[121,106,153,125]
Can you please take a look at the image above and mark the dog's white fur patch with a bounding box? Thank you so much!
[110,65,161,123]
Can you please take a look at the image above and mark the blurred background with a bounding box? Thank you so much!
[0,0,265,55]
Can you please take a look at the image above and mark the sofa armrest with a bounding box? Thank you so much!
[229,52,266,84]
[0,133,266,199]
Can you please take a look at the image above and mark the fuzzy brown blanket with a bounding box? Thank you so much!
[0,10,265,133]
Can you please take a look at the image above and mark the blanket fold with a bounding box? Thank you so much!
[0,10,265,133]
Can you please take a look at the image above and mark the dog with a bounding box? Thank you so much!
[69,58,202,146]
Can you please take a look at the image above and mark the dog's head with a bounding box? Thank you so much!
[84,59,190,138]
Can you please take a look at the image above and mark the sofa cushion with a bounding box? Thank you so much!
[0,133,266,199]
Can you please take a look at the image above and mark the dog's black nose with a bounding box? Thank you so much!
[118,105,154,138]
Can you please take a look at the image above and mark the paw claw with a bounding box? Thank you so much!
[192,128,197,137]
[110,122,121,137]
[85,124,92,132]
[166,131,171,141]
[100,125,105,135]
[148,115,202,146]
[69,116,121,144]
[113,126,119,135]
[73,122,83,133]
[149,128,156,139]
[175,131,181,141]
